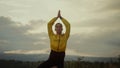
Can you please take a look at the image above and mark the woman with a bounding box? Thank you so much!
[37,10,70,68]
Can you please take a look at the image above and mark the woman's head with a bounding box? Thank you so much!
[55,23,63,35]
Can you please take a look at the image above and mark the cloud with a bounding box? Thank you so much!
[0,40,9,44]
[3,48,93,57]
[67,27,120,57]
[0,16,49,51]
[67,0,120,57]
[66,49,93,57]
[4,48,50,55]
[98,0,120,11]
[25,19,47,35]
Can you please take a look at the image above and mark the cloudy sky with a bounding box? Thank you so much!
[0,0,120,57]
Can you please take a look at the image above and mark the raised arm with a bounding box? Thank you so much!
[48,17,58,38]
[58,10,70,39]
[61,17,70,39]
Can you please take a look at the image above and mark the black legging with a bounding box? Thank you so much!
[37,50,65,68]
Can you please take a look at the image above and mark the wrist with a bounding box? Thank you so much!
[60,16,62,19]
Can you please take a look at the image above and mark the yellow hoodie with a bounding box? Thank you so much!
[48,17,70,52]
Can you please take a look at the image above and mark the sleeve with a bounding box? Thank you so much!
[61,17,70,39]
[47,17,58,38]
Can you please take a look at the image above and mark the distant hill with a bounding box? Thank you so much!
[0,53,118,62]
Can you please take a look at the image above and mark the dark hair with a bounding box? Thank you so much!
[55,23,62,27]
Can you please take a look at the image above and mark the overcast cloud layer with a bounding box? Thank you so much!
[0,0,120,57]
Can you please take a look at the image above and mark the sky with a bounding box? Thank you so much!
[0,0,120,57]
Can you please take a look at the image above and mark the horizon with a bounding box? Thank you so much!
[0,53,118,62]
